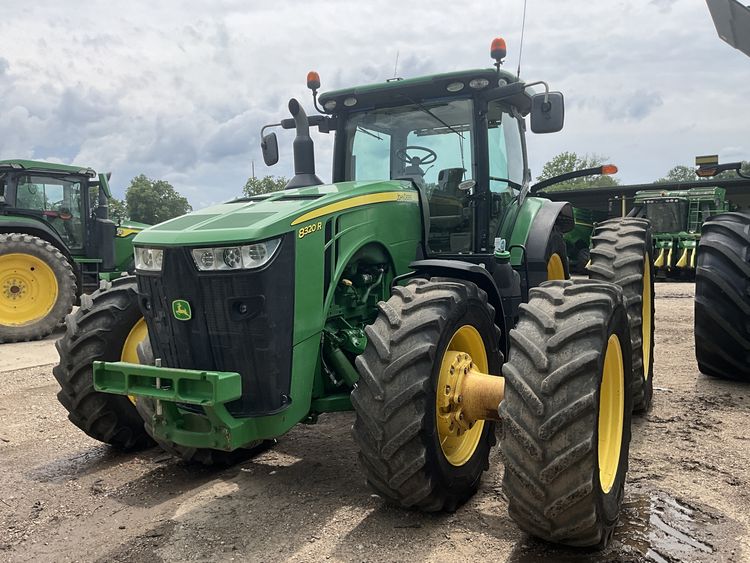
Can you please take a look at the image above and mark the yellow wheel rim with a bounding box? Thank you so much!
[642,257,652,380]
[436,325,487,466]
[598,334,625,494]
[0,253,59,326]
[121,317,147,404]
[546,253,566,281]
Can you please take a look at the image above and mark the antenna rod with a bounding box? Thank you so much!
[517,0,528,78]
[393,50,400,78]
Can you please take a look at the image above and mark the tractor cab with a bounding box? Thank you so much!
[323,71,530,255]
[263,61,567,260]
[0,160,118,269]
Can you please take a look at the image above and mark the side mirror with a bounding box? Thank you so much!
[261,132,279,166]
[530,92,564,134]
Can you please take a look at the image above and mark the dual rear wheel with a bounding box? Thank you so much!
[353,275,633,547]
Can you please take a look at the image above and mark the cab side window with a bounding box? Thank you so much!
[487,102,524,240]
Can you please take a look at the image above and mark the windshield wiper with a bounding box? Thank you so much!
[357,126,383,140]
[400,95,465,140]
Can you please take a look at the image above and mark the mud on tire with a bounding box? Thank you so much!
[351,278,502,512]
[500,279,633,548]
[695,212,750,381]
[588,218,655,412]
[53,277,154,450]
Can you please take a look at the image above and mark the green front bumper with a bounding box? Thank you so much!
[94,361,243,405]
[93,361,290,450]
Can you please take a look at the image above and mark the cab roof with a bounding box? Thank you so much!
[318,68,531,114]
[0,159,97,177]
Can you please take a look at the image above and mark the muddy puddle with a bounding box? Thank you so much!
[509,489,737,562]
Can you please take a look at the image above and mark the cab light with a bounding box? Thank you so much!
[343,97,358,107]
[469,78,490,89]
[446,81,465,92]
[134,247,164,272]
[191,238,282,271]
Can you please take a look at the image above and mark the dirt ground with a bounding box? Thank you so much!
[1,283,748,562]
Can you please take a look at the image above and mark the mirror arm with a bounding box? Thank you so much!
[523,80,550,103]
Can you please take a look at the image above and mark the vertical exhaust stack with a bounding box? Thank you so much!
[285,98,323,189]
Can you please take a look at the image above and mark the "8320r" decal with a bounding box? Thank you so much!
[298,221,323,238]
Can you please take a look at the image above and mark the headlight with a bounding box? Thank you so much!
[134,247,164,272]
[191,238,281,271]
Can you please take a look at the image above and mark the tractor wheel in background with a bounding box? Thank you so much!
[53,277,154,450]
[352,278,502,512]
[545,227,570,280]
[134,339,275,466]
[500,279,633,548]
[695,212,750,381]
[575,247,590,275]
[588,218,655,413]
[0,233,77,343]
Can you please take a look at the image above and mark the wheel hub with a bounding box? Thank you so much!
[438,352,477,436]
[4,279,26,299]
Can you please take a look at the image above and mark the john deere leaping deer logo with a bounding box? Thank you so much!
[172,299,192,321]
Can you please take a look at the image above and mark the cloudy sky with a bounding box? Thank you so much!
[0,0,746,209]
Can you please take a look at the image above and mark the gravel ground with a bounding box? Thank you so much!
[0,283,748,562]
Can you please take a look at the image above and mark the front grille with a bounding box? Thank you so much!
[136,234,295,417]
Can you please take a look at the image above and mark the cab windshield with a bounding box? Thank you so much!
[15,174,86,249]
[344,99,474,253]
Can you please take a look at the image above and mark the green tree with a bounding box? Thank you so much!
[654,165,696,184]
[243,175,288,197]
[125,174,192,224]
[656,161,750,183]
[536,151,619,191]
[108,197,128,222]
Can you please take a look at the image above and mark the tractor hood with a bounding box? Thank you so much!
[133,180,417,247]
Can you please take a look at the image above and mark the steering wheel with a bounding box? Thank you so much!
[395,146,438,167]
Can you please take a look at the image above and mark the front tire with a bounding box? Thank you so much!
[352,278,502,512]
[500,280,633,548]
[695,212,750,381]
[0,233,76,343]
[53,277,154,450]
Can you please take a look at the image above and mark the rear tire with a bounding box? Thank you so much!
[352,278,502,512]
[53,277,154,450]
[0,233,76,343]
[588,218,655,412]
[545,228,570,280]
[575,247,590,275]
[500,279,633,548]
[695,212,750,381]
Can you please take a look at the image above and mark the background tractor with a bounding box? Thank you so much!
[0,160,146,342]
[55,40,654,548]
[631,184,732,279]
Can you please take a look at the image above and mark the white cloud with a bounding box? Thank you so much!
[0,0,745,205]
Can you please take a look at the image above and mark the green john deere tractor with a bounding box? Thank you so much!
[0,160,147,342]
[54,39,655,547]
[631,185,732,278]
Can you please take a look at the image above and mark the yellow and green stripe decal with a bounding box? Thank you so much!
[291,191,418,226]
[116,227,143,237]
